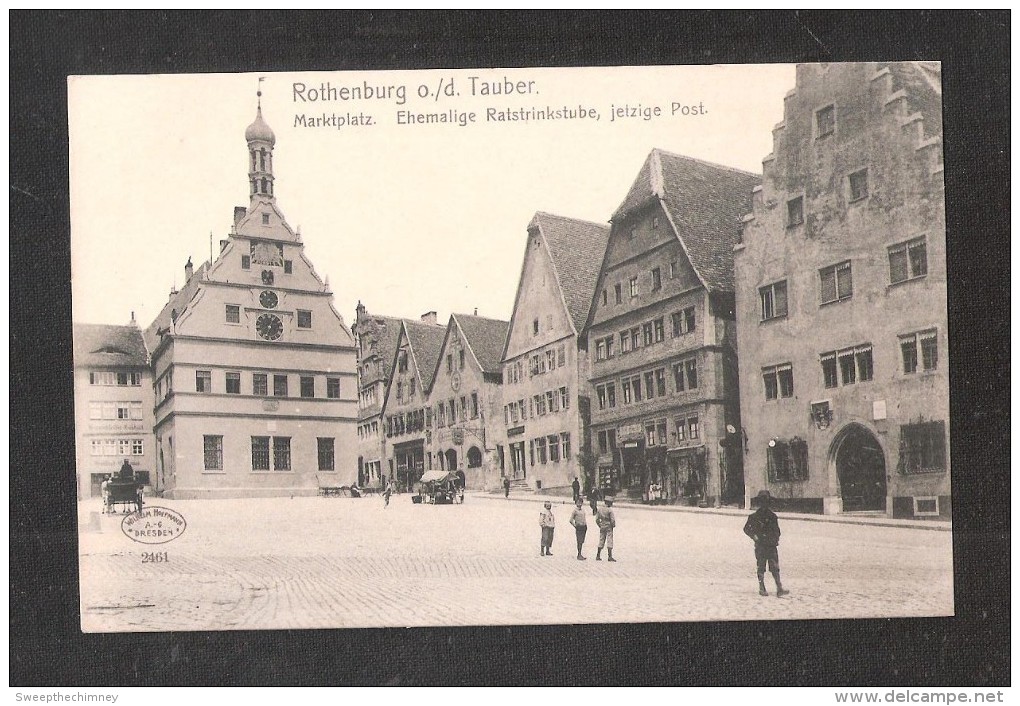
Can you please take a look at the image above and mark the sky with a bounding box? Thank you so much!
[69,64,796,329]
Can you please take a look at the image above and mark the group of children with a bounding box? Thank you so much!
[538,497,616,561]
[535,488,790,597]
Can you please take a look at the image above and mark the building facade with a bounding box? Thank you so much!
[72,319,155,499]
[380,317,446,491]
[144,101,358,498]
[500,212,609,491]
[427,313,509,491]
[734,62,948,517]
[352,303,406,488]
[586,150,759,505]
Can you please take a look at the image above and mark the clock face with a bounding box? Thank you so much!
[256,313,284,341]
[260,290,279,309]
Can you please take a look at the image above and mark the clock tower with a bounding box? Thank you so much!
[144,92,358,498]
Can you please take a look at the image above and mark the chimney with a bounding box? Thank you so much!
[219,239,229,252]
[356,300,367,318]
[184,256,194,282]
[421,311,437,326]
[128,311,137,327]
[473,307,478,316]
[233,206,247,226]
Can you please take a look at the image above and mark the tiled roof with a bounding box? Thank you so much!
[614,150,760,293]
[142,261,210,353]
[532,212,611,334]
[403,320,447,392]
[454,313,510,375]
[73,323,148,368]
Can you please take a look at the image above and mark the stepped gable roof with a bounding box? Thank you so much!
[888,62,943,132]
[531,212,611,334]
[73,323,148,368]
[454,313,510,375]
[142,261,209,353]
[403,319,447,392]
[359,312,405,375]
[614,149,760,293]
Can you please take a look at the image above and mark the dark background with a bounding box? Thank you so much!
[10,11,1010,686]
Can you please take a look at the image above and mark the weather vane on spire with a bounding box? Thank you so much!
[257,76,265,108]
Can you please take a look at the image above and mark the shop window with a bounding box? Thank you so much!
[766,437,809,482]
[897,420,946,474]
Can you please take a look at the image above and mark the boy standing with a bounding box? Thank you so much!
[743,490,789,596]
[595,497,616,562]
[539,502,556,556]
[568,499,587,560]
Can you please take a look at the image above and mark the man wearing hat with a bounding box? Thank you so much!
[539,501,556,556]
[743,490,789,596]
[595,496,617,562]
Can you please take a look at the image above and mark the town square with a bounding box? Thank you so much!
[79,492,953,631]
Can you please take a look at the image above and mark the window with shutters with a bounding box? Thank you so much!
[900,329,939,374]
[759,280,788,321]
[888,237,928,284]
[762,363,794,400]
[820,261,853,304]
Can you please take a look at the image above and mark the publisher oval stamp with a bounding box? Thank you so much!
[121,506,187,545]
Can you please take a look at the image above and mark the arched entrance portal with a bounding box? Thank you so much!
[445,448,458,472]
[832,424,887,512]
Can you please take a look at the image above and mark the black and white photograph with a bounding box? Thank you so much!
[10,10,1010,692]
[69,62,953,632]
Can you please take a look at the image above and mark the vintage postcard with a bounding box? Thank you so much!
[70,63,952,632]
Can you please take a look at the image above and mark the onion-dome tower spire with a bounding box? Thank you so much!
[245,80,276,205]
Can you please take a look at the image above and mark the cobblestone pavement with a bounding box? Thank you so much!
[78,493,954,632]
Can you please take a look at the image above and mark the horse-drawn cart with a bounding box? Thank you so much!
[105,477,144,514]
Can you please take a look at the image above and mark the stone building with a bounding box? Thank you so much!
[426,313,510,491]
[500,212,610,491]
[72,318,155,499]
[586,149,760,505]
[351,303,409,488]
[379,316,446,491]
[734,62,947,518]
[144,100,358,498]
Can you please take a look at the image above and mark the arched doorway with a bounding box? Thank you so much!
[832,424,887,512]
[445,448,458,472]
[467,446,482,468]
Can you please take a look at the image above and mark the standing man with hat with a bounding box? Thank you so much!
[595,496,617,562]
[539,502,556,556]
[743,490,789,596]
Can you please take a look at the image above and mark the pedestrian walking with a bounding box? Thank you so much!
[383,480,392,509]
[539,502,555,556]
[588,484,600,516]
[503,476,511,500]
[743,490,789,597]
[571,476,581,504]
[595,497,616,562]
[569,498,587,560]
